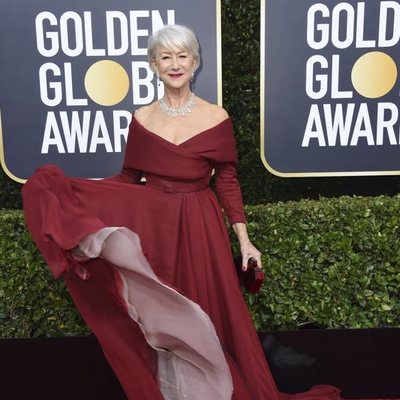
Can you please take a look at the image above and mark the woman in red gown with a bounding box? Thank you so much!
[22,25,342,399]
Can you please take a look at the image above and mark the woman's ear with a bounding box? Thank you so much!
[152,62,159,79]
[192,56,199,72]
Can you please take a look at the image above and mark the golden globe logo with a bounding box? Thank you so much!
[84,60,130,106]
[302,2,400,148]
[35,10,174,154]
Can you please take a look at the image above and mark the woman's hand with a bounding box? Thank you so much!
[232,222,263,271]
[240,241,262,271]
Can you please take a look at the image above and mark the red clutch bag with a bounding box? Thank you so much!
[234,256,265,294]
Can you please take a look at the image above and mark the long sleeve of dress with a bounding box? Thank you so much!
[214,162,246,224]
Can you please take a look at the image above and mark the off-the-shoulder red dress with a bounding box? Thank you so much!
[22,116,342,400]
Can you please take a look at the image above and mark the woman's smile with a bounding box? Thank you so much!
[168,73,184,79]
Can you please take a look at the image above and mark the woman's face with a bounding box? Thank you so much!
[153,46,197,90]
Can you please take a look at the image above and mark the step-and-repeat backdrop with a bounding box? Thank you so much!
[0,0,221,182]
[262,0,400,176]
[3,0,397,181]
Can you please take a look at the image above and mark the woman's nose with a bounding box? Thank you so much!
[171,56,179,69]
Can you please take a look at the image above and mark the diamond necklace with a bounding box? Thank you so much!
[159,93,196,117]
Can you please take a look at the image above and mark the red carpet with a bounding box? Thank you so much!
[260,329,400,399]
[1,332,400,399]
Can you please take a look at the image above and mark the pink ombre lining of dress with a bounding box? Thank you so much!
[75,227,233,400]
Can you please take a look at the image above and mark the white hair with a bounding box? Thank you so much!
[147,24,200,72]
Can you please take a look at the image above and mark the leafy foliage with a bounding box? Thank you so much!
[0,210,89,338]
[229,195,400,331]
[0,169,22,209]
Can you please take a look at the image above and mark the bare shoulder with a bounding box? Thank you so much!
[195,97,230,125]
[209,104,230,123]
[134,102,159,125]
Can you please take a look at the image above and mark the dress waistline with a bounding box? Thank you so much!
[145,174,209,193]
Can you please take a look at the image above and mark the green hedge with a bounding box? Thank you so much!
[0,210,88,338]
[2,196,400,338]
[234,196,400,330]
